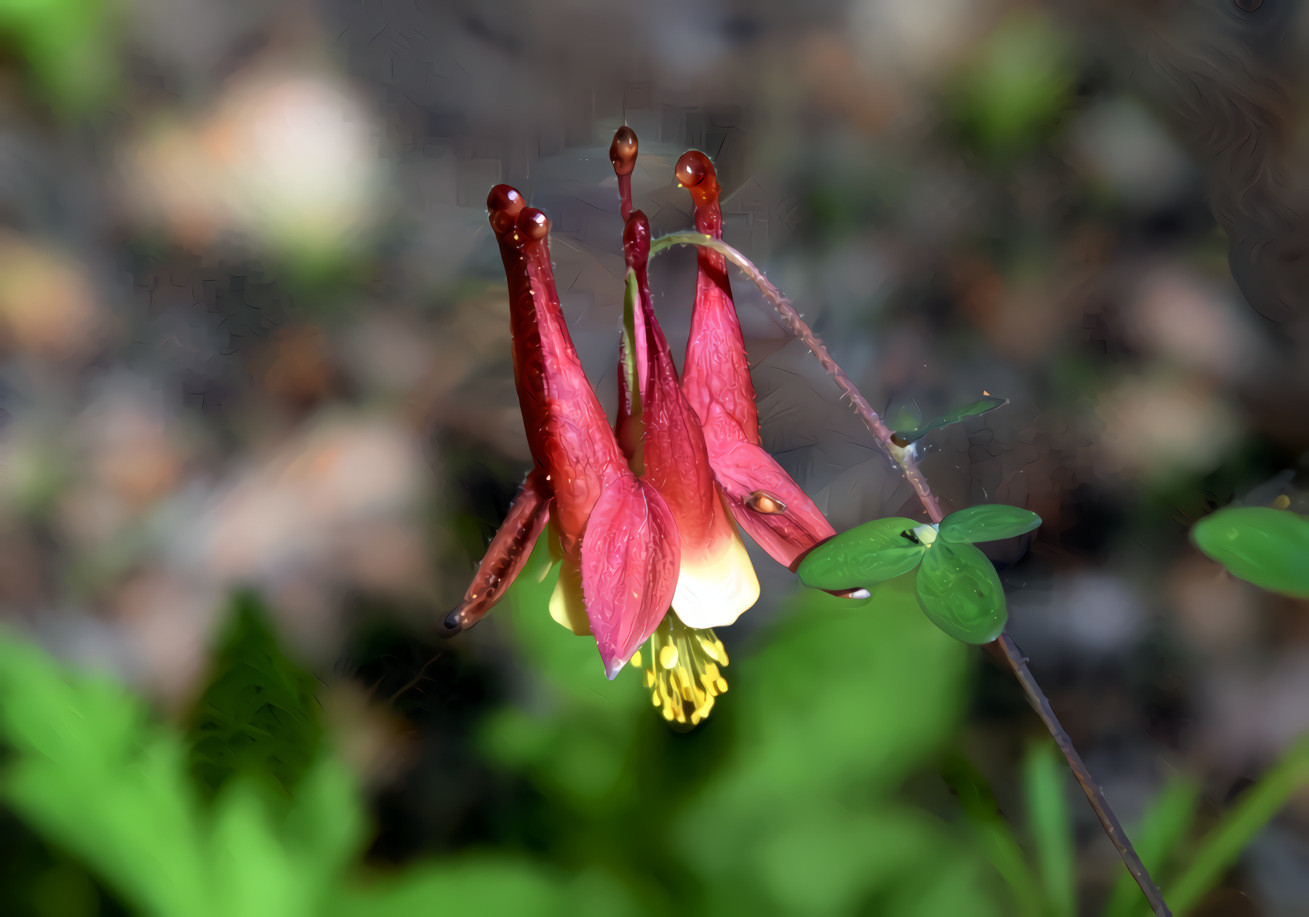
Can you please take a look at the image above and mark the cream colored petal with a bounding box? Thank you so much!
[670,522,759,629]
[548,559,591,635]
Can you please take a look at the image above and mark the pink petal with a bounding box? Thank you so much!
[580,471,680,679]
[671,156,837,570]
[624,211,759,626]
[710,439,837,570]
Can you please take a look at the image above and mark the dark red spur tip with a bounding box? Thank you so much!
[610,126,638,177]
[675,151,710,188]
[487,184,525,234]
[441,606,466,634]
[622,209,651,272]
[517,207,550,241]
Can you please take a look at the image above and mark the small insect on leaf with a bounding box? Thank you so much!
[1191,506,1309,598]
[939,504,1042,545]
[796,516,926,591]
[915,540,1008,644]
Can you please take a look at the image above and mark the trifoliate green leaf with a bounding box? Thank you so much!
[797,517,926,591]
[915,541,1008,644]
[939,505,1042,544]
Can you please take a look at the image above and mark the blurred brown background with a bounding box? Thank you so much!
[0,0,1306,913]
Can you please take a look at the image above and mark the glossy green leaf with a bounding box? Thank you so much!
[893,396,1008,445]
[940,505,1042,544]
[915,541,1008,644]
[1191,507,1309,598]
[796,517,926,591]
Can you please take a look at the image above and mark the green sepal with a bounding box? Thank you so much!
[796,517,926,591]
[915,540,1008,644]
[617,269,645,474]
[939,505,1042,544]
[1191,506,1309,598]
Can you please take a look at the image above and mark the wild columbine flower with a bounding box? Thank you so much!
[673,150,838,570]
[459,185,680,679]
[446,128,853,724]
[615,205,758,725]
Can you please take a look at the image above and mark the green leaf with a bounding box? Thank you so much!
[796,517,926,591]
[893,396,1008,445]
[1022,743,1075,917]
[0,626,362,917]
[940,505,1042,544]
[915,541,1008,643]
[1191,506,1309,598]
[187,593,324,800]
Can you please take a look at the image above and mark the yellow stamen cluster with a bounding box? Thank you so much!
[633,614,729,728]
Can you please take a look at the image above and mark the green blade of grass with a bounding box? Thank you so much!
[1023,742,1076,917]
[1102,777,1201,917]
[1166,736,1309,915]
[942,755,1044,917]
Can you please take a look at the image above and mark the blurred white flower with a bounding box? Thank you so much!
[122,67,385,255]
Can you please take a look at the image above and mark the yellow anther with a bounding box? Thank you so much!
[659,644,679,669]
[635,614,730,730]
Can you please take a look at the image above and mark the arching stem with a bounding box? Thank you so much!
[650,230,1172,917]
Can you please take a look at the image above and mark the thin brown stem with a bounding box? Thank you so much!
[650,232,943,521]
[652,230,1172,916]
[995,634,1172,917]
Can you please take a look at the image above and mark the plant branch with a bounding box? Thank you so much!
[650,231,943,522]
[995,635,1172,916]
[652,230,1172,916]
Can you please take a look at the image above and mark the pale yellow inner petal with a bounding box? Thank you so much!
[548,560,591,635]
[670,520,759,629]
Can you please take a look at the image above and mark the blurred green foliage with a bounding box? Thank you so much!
[0,574,1305,915]
[0,0,117,114]
[948,11,1077,157]
[187,593,325,800]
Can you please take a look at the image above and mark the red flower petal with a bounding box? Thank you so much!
[624,211,759,626]
[710,439,836,570]
[445,468,551,633]
[581,471,680,679]
[486,187,629,560]
[673,155,836,569]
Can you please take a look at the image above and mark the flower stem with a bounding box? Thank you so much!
[993,634,1172,917]
[651,232,943,521]
[652,230,1172,917]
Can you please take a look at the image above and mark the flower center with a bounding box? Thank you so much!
[632,613,729,728]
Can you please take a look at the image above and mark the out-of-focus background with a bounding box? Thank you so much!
[0,0,1307,914]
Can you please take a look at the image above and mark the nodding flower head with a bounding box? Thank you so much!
[478,182,681,680]
[448,127,849,720]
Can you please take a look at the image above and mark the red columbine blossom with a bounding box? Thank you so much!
[458,184,681,679]
[674,151,838,570]
[448,129,849,719]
